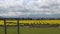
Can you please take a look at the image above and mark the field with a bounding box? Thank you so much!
[0,20,60,25]
[20,28,60,34]
[0,27,60,34]
[20,20,60,24]
[0,19,60,34]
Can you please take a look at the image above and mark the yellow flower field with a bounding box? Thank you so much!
[0,20,60,25]
[19,20,60,24]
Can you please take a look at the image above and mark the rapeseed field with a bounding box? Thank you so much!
[0,20,60,25]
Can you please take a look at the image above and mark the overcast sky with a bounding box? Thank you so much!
[0,0,60,18]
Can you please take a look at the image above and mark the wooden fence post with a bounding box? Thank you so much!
[4,19,7,34]
[17,19,20,34]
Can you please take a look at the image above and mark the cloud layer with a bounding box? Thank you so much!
[0,0,60,18]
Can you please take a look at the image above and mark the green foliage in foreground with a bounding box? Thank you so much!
[0,27,60,34]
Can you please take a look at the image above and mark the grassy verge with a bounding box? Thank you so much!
[0,27,60,34]
[20,28,60,34]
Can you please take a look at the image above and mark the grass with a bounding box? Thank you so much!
[20,28,60,34]
[0,27,17,34]
[0,27,60,34]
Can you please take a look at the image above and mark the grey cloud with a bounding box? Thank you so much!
[0,0,60,18]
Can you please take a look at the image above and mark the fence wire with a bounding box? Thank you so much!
[3,19,20,34]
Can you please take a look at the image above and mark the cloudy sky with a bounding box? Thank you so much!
[0,0,60,18]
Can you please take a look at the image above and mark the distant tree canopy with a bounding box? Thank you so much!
[0,18,60,20]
